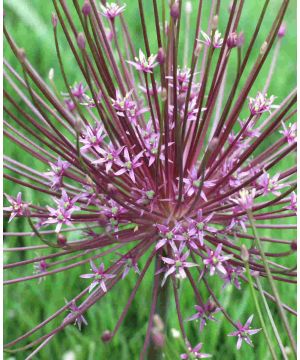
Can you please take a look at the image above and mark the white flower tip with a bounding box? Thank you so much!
[171,328,181,338]
[260,41,268,55]
[185,1,192,14]
[48,68,54,80]
[212,15,219,30]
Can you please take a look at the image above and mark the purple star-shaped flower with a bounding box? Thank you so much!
[64,300,88,331]
[188,210,217,246]
[228,315,261,350]
[4,192,28,222]
[100,3,126,20]
[80,261,116,293]
[161,242,198,286]
[203,243,232,276]
[186,299,220,332]
[181,342,211,359]
[114,147,144,183]
[127,49,158,74]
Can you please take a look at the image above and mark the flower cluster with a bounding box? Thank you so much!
[4,1,296,359]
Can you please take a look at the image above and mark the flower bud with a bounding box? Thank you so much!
[207,298,218,312]
[161,87,167,102]
[212,15,219,30]
[157,47,165,65]
[170,2,180,20]
[194,43,203,57]
[206,137,219,159]
[82,1,91,16]
[178,93,186,108]
[291,241,297,251]
[277,23,286,38]
[260,41,268,55]
[236,32,245,48]
[77,33,86,50]
[151,329,165,348]
[227,32,238,49]
[241,244,249,262]
[57,234,67,246]
[105,27,114,42]
[48,68,54,81]
[171,328,181,338]
[185,1,192,14]
[153,314,164,332]
[101,330,113,342]
[52,13,58,28]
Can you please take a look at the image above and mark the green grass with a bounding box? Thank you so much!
[4,1,296,359]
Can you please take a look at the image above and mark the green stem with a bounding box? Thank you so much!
[247,211,296,356]
[255,278,288,360]
[244,261,278,360]
[147,278,170,360]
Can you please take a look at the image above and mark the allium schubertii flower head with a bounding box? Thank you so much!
[4,0,296,358]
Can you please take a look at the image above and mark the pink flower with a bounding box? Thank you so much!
[33,260,48,283]
[4,192,28,222]
[114,148,144,183]
[231,188,256,211]
[228,315,261,349]
[45,157,70,190]
[80,261,116,293]
[220,263,244,289]
[187,210,217,246]
[181,342,211,359]
[203,244,232,276]
[279,122,297,144]
[44,190,81,233]
[161,242,198,286]
[182,167,215,200]
[93,144,124,173]
[100,199,127,232]
[248,92,276,115]
[155,223,185,250]
[117,253,140,279]
[70,82,86,100]
[127,49,158,73]
[64,300,88,331]
[80,122,106,153]
[285,191,297,212]
[257,172,286,196]
[198,30,224,48]
[186,299,220,332]
[100,3,126,20]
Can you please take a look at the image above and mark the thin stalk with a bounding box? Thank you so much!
[147,273,170,360]
[255,278,289,360]
[244,260,277,360]
[247,210,297,356]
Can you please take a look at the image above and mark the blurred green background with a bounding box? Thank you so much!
[4,0,296,359]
